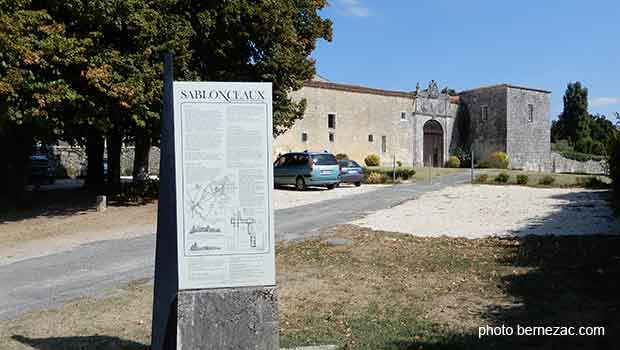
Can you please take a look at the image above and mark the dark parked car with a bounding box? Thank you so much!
[338,159,363,187]
[274,151,340,190]
[30,155,55,185]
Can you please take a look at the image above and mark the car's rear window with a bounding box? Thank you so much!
[312,154,338,165]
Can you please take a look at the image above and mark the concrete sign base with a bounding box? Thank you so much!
[177,286,279,350]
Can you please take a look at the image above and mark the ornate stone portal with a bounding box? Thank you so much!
[413,81,456,167]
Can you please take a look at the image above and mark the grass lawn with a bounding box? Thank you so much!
[413,167,465,182]
[475,168,611,188]
[1,225,619,350]
[364,166,465,183]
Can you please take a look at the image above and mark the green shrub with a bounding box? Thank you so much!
[366,171,387,184]
[111,179,160,203]
[446,156,461,168]
[335,153,349,160]
[474,174,488,183]
[485,151,510,169]
[494,172,509,183]
[574,137,606,156]
[396,168,416,180]
[452,147,472,168]
[583,177,608,189]
[556,150,606,162]
[364,154,380,167]
[551,139,572,153]
[396,160,403,167]
[538,175,556,186]
[363,167,416,181]
[516,174,529,185]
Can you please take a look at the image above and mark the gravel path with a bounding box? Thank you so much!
[273,184,387,210]
[353,184,620,238]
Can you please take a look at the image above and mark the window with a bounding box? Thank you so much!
[329,132,335,143]
[381,135,387,153]
[368,134,374,142]
[311,154,338,165]
[301,132,308,143]
[481,105,489,122]
[401,112,407,121]
[292,154,309,166]
[274,156,286,167]
[527,104,534,123]
[328,113,336,129]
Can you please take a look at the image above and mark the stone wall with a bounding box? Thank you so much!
[50,145,161,178]
[279,84,417,166]
[50,145,86,178]
[506,87,551,171]
[550,152,607,175]
[459,86,508,162]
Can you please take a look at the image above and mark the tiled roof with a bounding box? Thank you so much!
[304,80,416,99]
[303,80,460,104]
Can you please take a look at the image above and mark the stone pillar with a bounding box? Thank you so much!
[177,287,279,350]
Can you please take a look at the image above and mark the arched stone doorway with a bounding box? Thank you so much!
[423,119,444,167]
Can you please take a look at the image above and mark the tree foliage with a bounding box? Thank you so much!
[161,0,333,136]
[551,82,616,156]
[552,82,590,144]
[608,112,620,211]
[0,3,89,201]
[0,0,332,202]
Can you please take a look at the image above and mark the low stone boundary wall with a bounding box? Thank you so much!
[551,152,607,175]
[49,145,161,178]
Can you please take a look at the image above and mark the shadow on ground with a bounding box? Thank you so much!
[387,189,620,349]
[11,335,148,350]
[0,185,154,224]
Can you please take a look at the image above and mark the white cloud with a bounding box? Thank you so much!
[338,0,370,17]
[591,97,620,108]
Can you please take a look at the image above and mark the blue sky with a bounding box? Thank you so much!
[312,0,620,120]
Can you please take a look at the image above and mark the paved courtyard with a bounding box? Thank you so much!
[354,184,620,238]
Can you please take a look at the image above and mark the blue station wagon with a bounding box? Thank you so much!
[274,151,340,190]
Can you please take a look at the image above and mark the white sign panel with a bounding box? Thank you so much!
[173,81,275,290]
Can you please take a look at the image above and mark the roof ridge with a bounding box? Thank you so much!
[459,84,551,94]
[304,80,416,99]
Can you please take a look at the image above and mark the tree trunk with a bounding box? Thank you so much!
[133,133,151,182]
[0,129,8,198]
[106,131,122,193]
[2,126,33,208]
[85,128,105,187]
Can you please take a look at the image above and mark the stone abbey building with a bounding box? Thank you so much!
[274,78,552,170]
[50,77,606,178]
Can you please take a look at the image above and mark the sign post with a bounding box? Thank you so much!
[175,81,278,349]
[152,54,278,350]
[151,53,179,350]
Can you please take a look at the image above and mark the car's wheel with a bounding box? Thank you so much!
[354,181,361,187]
[295,176,307,191]
[326,184,335,190]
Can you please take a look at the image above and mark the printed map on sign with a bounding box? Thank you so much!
[181,102,270,256]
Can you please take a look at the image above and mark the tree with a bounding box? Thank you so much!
[2,0,332,197]
[553,112,615,156]
[162,0,333,136]
[37,0,194,188]
[555,82,590,144]
[589,114,615,144]
[0,2,88,203]
[608,112,620,211]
